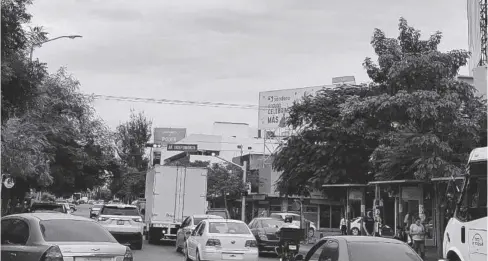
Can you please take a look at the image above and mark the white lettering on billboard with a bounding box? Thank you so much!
[258,85,333,129]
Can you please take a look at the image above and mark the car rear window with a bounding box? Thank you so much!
[348,242,421,261]
[101,206,139,216]
[31,204,65,213]
[93,204,103,208]
[261,219,284,228]
[208,222,251,234]
[40,220,117,242]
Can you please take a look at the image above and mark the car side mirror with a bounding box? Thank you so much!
[294,254,304,260]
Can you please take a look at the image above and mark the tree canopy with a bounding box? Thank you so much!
[273,18,487,196]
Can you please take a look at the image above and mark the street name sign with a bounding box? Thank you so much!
[167,144,198,152]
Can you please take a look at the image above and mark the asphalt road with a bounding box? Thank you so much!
[73,204,278,260]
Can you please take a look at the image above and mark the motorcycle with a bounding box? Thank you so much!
[274,227,305,261]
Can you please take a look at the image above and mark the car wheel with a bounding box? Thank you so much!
[351,227,360,236]
[175,240,182,253]
[132,240,143,250]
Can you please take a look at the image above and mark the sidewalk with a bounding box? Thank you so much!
[299,236,439,261]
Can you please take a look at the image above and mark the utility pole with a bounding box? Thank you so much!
[241,161,248,222]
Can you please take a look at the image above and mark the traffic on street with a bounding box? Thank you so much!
[1,1,487,261]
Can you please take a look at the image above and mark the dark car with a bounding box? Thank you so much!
[248,217,285,255]
[301,236,423,261]
[29,202,68,214]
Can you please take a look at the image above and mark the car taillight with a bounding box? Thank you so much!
[245,240,257,247]
[123,246,133,261]
[98,216,108,221]
[132,217,143,222]
[206,239,221,247]
[41,245,63,261]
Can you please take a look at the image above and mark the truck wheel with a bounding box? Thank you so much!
[133,239,143,250]
[148,228,159,245]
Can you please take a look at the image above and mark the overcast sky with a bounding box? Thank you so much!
[28,0,469,135]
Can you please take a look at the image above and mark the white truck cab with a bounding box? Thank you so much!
[440,147,487,261]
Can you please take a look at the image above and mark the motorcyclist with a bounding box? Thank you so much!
[276,215,301,260]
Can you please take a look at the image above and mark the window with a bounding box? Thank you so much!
[101,206,139,216]
[1,219,29,245]
[40,220,117,242]
[260,219,284,228]
[208,222,251,235]
[347,242,421,261]
[181,217,190,227]
[456,176,488,222]
[197,222,206,236]
[248,220,256,229]
[192,223,202,236]
[305,240,339,261]
[270,213,284,221]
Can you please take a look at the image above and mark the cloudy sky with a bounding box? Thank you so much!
[28,0,469,135]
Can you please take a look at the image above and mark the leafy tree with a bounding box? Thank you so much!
[273,18,487,196]
[207,163,245,210]
[112,110,152,200]
[343,18,486,180]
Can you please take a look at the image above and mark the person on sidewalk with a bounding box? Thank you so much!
[362,211,376,236]
[340,214,348,235]
[409,217,426,259]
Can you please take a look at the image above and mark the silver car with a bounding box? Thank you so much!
[1,212,134,261]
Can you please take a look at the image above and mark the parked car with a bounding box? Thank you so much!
[175,214,224,252]
[29,201,68,214]
[269,212,317,237]
[206,208,231,219]
[1,212,133,261]
[184,219,258,261]
[248,217,284,255]
[97,204,144,250]
[90,203,104,218]
[349,217,393,236]
[300,236,423,261]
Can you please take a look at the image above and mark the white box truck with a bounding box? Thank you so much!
[144,165,208,244]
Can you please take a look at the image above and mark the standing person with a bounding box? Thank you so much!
[340,214,348,235]
[362,211,375,236]
[410,217,426,259]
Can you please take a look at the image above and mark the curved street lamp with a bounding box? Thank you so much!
[30,35,83,62]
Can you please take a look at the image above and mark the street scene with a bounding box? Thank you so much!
[1,0,487,261]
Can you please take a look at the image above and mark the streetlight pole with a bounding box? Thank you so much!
[211,154,247,222]
[30,35,82,62]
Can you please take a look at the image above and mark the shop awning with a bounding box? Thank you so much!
[367,179,423,185]
[322,184,367,187]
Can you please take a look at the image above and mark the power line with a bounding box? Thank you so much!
[84,94,266,110]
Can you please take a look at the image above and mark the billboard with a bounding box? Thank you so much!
[153,128,186,146]
[258,85,335,130]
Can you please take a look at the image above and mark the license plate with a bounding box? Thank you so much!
[288,245,297,250]
[117,220,124,225]
[222,253,243,260]
[75,258,110,261]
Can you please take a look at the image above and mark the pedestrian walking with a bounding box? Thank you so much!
[409,217,426,259]
[362,211,375,236]
[340,214,348,235]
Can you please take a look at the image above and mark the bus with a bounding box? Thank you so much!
[441,147,487,261]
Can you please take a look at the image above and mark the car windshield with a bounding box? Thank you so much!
[101,206,139,216]
[194,217,220,224]
[208,222,251,234]
[261,219,285,228]
[40,220,117,242]
[31,204,65,213]
[348,242,422,261]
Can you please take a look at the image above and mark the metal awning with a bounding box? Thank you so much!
[367,179,423,185]
[322,184,367,188]
[431,176,464,182]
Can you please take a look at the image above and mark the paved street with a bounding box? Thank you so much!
[73,204,277,260]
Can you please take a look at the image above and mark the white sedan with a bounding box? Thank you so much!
[184,219,258,261]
